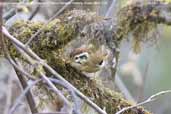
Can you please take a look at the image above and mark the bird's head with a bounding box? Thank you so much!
[69,44,109,73]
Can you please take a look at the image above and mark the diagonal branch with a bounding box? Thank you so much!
[28,0,41,20]
[40,73,71,107]
[49,78,81,114]
[2,26,107,114]
[105,0,117,17]
[5,1,171,113]
[9,79,42,114]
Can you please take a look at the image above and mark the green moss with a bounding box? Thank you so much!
[117,3,159,53]
[7,9,152,114]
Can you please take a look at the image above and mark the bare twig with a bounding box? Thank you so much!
[49,78,81,114]
[2,26,107,114]
[42,63,107,114]
[137,62,149,102]
[2,26,38,113]
[105,0,117,17]
[28,0,41,20]
[0,0,4,52]
[8,52,72,112]
[11,58,38,113]
[2,26,42,60]
[115,75,136,102]
[105,0,134,103]
[3,70,13,114]
[3,8,16,21]
[115,90,171,114]
[40,73,71,107]
[2,0,30,21]
[7,53,36,80]
[9,79,41,114]
[25,0,74,46]
[4,35,70,112]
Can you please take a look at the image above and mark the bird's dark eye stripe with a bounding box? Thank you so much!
[98,60,103,65]
[79,55,88,59]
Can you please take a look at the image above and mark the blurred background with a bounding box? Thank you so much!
[1,0,171,114]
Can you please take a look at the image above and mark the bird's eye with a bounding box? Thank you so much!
[74,56,79,60]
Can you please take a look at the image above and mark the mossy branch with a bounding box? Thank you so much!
[117,1,171,52]
[5,1,171,114]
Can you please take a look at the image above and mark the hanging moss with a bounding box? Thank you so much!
[117,2,159,53]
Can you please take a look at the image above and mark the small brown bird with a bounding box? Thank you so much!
[69,44,109,73]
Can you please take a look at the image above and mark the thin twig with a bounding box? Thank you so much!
[42,63,107,114]
[25,0,74,46]
[2,26,107,114]
[3,8,16,21]
[9,79,41,114]
[0,4,13,114]
[12,59,38,113]
[3,70,13,114]
[2,0,30,21]
[106,0,135,103]
[115,74,136,102]
[0,0,4,52]
[115,90,171,114]
[28,0,41,20]
[1,2,76,5]
[41,73,71,107]
[49,78,81,114]
[137,62,149,102]
[7,54,36,80]
[105,0,117,17]
[2,26,38,113]
[2,26,42,60]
